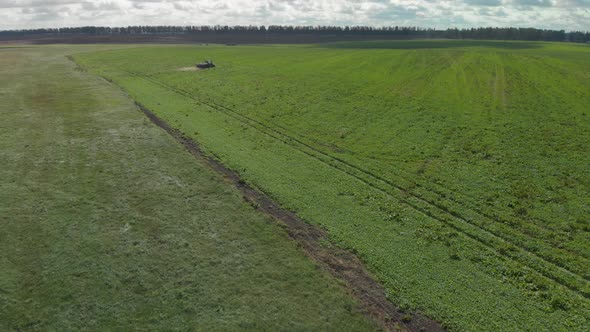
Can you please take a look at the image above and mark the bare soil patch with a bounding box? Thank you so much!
[136,102,445,332]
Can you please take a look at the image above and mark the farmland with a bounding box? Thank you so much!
[0,46,380,330]
[74,40,590,331]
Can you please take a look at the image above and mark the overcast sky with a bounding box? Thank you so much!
[0,0,588,31]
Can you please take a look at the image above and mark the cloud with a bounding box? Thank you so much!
[0,1,80,9]
[477,7,509,15]
[511,0,554,7]
[0,0,588,31]
[368,4,427,21]
[81,1,121,11]
[465,0,504,6]
[557,0,590,7]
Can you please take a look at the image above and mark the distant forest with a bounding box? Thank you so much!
[1,25,589,44]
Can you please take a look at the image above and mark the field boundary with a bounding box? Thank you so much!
[135,102,445,332]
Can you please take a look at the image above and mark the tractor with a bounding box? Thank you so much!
[196,60,215,69]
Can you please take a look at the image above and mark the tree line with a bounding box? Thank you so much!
[1,25,589,43]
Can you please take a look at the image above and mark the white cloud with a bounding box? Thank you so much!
[0,0,588,30]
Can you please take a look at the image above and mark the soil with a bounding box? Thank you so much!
[137,103,445,332]
[178,66,202,72]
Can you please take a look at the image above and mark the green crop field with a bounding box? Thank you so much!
[0,46,378,331]
[74,40,590,331]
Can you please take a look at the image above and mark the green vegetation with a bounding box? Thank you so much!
[75,40,590,331]
[0,46,376,331]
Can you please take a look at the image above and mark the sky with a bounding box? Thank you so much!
[0,0,588,31]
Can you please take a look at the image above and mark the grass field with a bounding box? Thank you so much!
[0,46,378,330]
[74,40,590,331]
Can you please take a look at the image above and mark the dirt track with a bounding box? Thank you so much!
[136,103,444,332]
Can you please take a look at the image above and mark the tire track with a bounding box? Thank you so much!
[212,95,590,271]
[170,66,589,269]
[177,59,577,261]
[189,78,590,278]
[121,69,590,298]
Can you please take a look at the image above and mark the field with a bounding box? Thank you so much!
[73,40,590,331]
[0,46,382,330]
